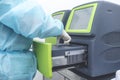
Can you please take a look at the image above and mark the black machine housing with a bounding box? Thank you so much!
[52,10,71,28]
[68,1,120,77]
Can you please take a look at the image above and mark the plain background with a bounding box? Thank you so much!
[33,0,120,80]
[37,0,120,14]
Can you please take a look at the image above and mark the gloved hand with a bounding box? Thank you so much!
[60,30,71,44]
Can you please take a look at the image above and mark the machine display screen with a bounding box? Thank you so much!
[52,13,64,21]
[69,7,93,30]
[65,3,97,33]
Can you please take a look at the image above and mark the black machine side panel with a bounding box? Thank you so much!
[69,1,120,77]
[52,44,87,70]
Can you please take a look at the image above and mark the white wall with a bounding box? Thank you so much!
[37,0,120,14]
[37,0,97,14]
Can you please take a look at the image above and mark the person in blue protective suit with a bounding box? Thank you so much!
[0,0,71,80]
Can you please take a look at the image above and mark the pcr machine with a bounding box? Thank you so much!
[33,1,120,80]
[45,10,70,45]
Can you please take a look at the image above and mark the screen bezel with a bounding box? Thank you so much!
[52,12,65,21]
[45,11,65,45]
[65,3,97,33]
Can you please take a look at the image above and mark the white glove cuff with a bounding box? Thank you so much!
[61,30,71,44]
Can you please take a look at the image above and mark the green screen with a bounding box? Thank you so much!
[70,7,93,30]
[65,3,97,33]
[52,12,64,21]
[45,12,64,45]
[53,14,64,20]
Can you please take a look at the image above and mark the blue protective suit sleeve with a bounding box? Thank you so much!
[0,0,64,38]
